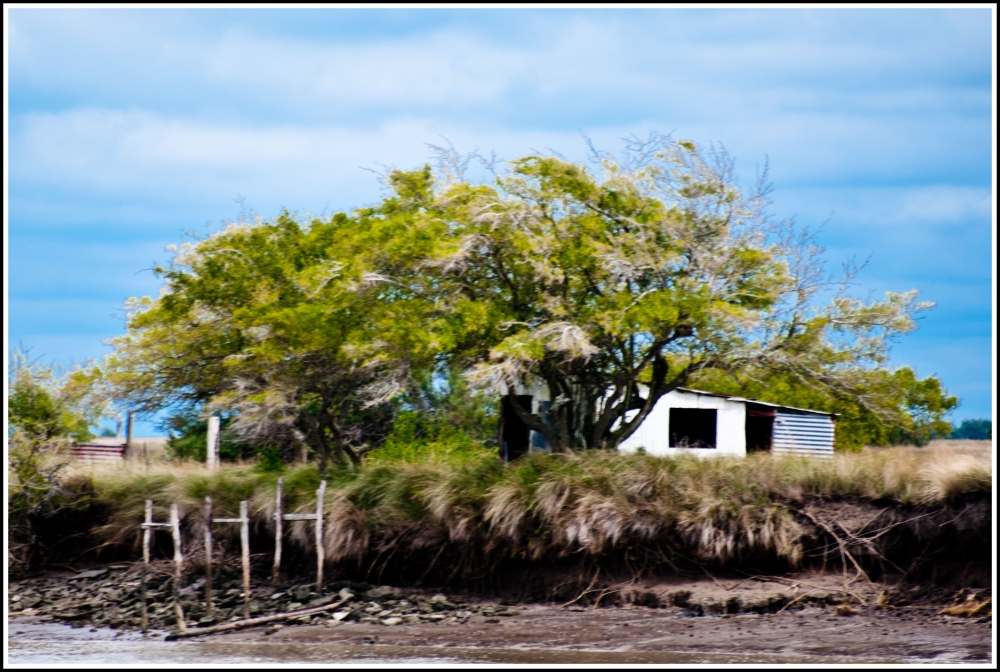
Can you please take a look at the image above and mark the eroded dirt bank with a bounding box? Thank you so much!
[8,567,993,664]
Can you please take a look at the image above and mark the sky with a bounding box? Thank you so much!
[5,7,995,436]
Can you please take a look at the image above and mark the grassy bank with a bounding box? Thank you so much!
[49,441,990,582]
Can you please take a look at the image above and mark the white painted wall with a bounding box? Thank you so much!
[617,389,747,458]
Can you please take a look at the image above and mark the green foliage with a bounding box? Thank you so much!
[103,134,944,461]
[369,369,500,465]
[8,348,101,443]
[162,412,261,462]
[255,446,286,472]
[950,419,992,440]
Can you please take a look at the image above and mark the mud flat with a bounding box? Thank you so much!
[7,568,993,665]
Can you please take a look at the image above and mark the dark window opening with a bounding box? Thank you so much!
[531,400,552,451]
[745,405,775,453]
[500,395,533,462]
[669,408,717,448]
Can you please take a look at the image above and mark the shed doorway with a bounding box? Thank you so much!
[500,395,533,462]
[745,404,775,453]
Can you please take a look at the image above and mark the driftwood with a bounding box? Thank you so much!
[164,596,348,641]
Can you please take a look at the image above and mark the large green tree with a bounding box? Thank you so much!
[105,135,946,458]
[381,136,936,450]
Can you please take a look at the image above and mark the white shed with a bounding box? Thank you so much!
[499,384,836,460]
[617,388,837,458]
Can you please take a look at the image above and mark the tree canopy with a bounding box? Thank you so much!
[102,134,953,460]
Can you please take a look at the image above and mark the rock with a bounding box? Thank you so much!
[71,568,109,581]
[287,602,304,611]
[290,585,312,601]
[381,617,402,626]
[338,588,355,602]
[365,586,398,600]
[429,595,455,610]
[331,610,352,621]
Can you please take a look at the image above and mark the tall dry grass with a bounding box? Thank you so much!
[67,443,992,572]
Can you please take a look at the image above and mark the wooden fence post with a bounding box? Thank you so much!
[141,500,152,634]
[204,497,214,619]
[210,504,252,620]
[124,410,134,459]
[272,478,283,585]
[206,416,220,471]
[240,500,251,619]
[170,504,187,632]
[315,480,326,593]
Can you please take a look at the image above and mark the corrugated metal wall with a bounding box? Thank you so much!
[772,412,835,458]
[71,444,125,462]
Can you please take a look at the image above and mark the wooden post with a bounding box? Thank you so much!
[124,410,135,459]
[170,503,187,632]
[272,478,283,585]
[141,499,151,634]
[204,497,214,619]
[315,480,326,592]
[240,500,251,620]
[206,416,220,471]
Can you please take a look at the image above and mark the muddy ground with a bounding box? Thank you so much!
[7,566,993,664]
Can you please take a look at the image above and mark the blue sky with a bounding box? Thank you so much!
[6,7,995,435]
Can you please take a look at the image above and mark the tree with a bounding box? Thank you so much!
[950,419,992,441]
[7,348,106,569]
[8,348,102,443]
[105,134,943,458]
[103,213,422,469]
[372,135,936,450]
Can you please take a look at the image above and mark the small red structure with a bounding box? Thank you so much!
[71,441,126,462]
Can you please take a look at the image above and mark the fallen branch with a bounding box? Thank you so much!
[164,597,348,641]
[798,509,871,590]
[560,567,601,608]
[773,590,814,616]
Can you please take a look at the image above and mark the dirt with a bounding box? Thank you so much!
[7,566,993,664]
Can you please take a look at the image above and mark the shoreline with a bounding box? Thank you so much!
[7,564,992,664]
[9,600,993,665]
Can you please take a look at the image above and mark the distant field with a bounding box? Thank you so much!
[922,438,992,451]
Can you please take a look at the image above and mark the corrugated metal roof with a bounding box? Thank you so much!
[674,387,837,418]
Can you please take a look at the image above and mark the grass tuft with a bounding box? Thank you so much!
[64,442,991,571]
